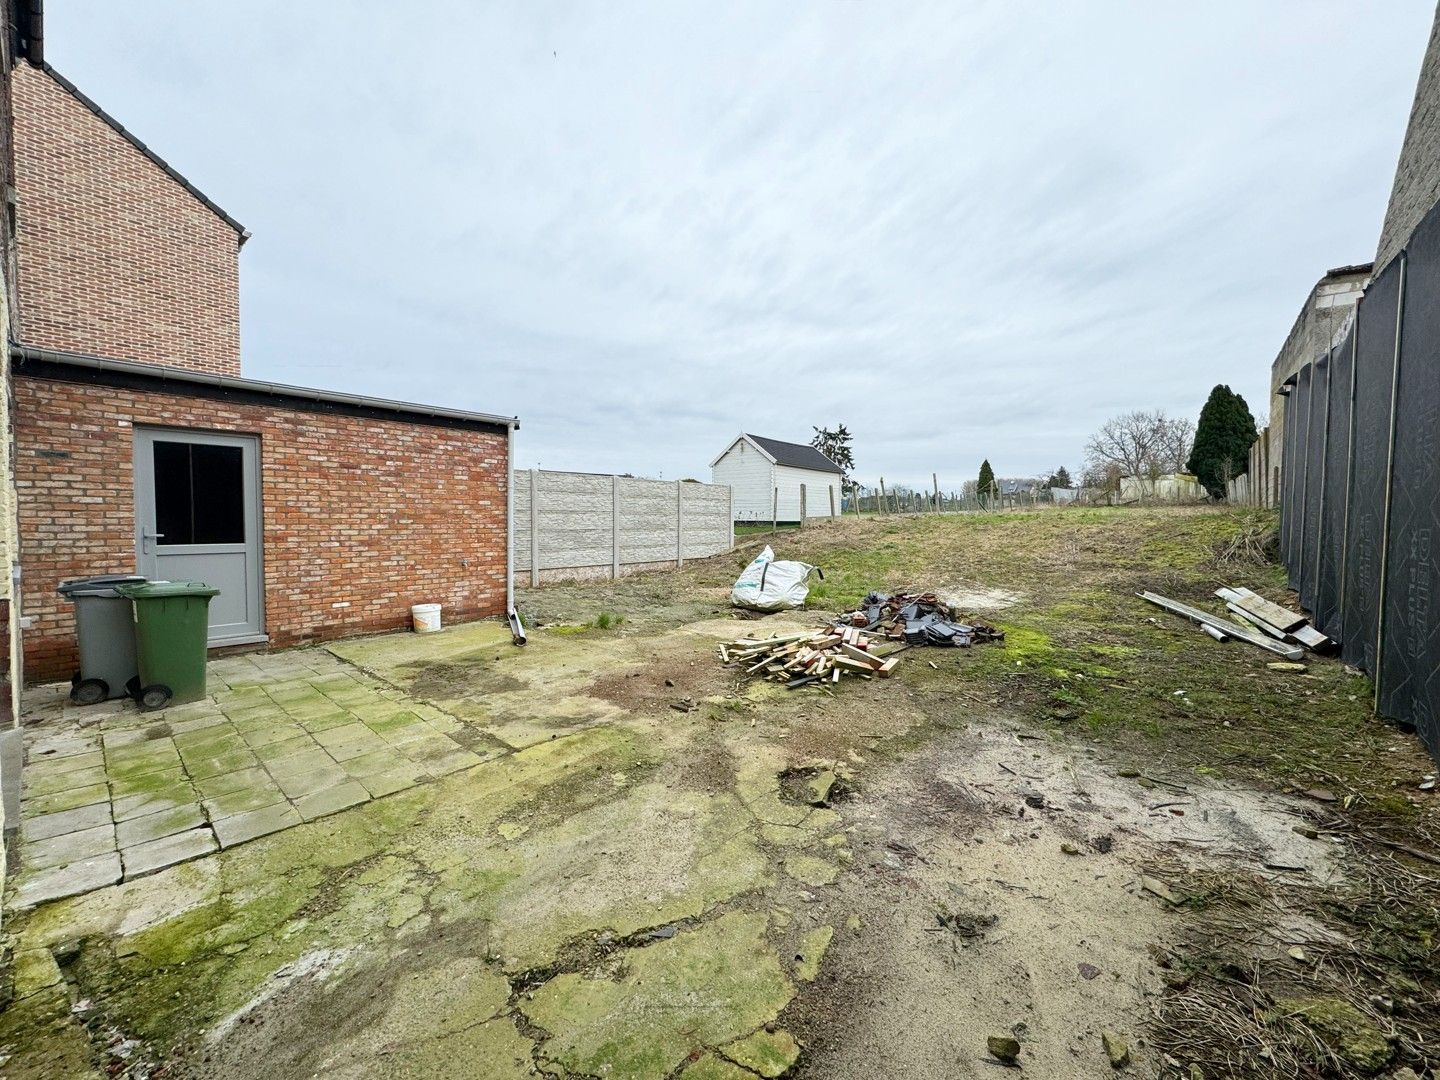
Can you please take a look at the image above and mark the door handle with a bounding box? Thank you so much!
[142,530,165,554]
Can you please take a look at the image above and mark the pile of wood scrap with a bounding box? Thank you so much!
[718,628,902,690]
[836,591,1005,647]
[1139,585,1332,663]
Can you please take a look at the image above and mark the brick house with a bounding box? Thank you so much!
[0,35,517,691]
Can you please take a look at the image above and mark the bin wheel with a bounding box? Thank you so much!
[70,678,109,706]
[138,684,173,711]
[70,670,82,687]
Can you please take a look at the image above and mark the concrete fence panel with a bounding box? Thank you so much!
[513,470,733,585]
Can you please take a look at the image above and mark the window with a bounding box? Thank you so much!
[153,440,245,545]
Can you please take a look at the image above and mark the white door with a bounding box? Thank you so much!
[133,429,265,645]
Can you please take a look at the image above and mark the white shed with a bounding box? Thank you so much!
[710,433,844,522]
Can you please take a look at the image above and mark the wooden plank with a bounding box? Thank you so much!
[1292,625,1332,651]
[876,657,900,678]
[1224,602,1290,640]
[1226,586,1307,632]
[1138,592,1304,661]
[838,643,883,668]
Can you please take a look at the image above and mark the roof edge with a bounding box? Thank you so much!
[709,433,775,469]
[11,345,519,430]
[37,62,250,243]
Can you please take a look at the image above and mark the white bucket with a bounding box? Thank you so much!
[411,603,442,633]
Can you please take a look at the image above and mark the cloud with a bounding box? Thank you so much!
[47,0,1433,485]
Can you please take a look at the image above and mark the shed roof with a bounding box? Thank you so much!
[713,433,843,474]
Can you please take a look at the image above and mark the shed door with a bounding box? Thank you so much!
[134,429,265,645]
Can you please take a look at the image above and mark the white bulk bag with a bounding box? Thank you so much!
[730,545,821,611]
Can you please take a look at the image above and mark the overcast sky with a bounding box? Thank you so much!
[49,2,1434,488]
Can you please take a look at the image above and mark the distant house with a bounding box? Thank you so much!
[710,434,843,522]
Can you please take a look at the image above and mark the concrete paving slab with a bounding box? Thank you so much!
[337,749,403,778]
[311,722,373,748]
[111,766,187,798]
[21,823,117,870]
[264,747,335,777]
[167,713,233,736]
[253,734,315,763]
[202,785,286,818]
[274,765,349,800]
[184,749,262,782]
[326,734,391,762]
[105,742,182,777]
[22,782,110,816]
[212,802,303,848]
[194,766,274,800]
[294,781,371,822]
[358,766,430,798]
[22,801,112,842]
[237,721,305,748]
[22,764,110,798]
[173,726,244,755]
[112,785,195,822]
[116,803,206,848]
[121,828,217,880]
[12,851,122,909]
[26,730,102,759]
[30,749,104,776]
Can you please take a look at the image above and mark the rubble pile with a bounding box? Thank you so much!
[717,590,1004,692]
[837,591,1004,647]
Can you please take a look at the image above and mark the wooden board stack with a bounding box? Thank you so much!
[1214,586,1332,652]
[718,628,901,689]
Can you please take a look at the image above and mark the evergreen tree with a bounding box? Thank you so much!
[977,459,997,506]
[1046,466,1073,489]
[1186,385,1258,498]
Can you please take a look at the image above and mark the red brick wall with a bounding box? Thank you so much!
[14,376,509,682]
[10,64,243,376]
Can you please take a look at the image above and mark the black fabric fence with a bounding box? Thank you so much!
[1281,201,1440,759]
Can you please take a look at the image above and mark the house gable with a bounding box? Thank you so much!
[11,62,244,376]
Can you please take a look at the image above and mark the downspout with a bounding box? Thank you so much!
[505,421,526,645]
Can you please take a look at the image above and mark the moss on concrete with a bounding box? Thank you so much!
[523,912,794,1080]
[720,1027,802,1076]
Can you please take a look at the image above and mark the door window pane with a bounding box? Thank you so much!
[153,441,245,545]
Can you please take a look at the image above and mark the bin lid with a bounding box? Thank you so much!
[116,581,220,599]
[57,574,149,598]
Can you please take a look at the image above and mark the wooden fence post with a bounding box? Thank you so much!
[829,484,836,518]
[879,478,888,515]
[799,483,807,527]
[612,474,621,579]
[772,487,779,532]
[932,473,939,512]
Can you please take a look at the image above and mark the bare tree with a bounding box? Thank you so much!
[1084,410,1194,491]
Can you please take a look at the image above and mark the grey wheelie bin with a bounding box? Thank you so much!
[56,574,148,704]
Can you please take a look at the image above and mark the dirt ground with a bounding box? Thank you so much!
[3,507,1437,1079]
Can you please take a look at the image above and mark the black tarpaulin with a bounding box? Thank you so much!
[1316,333,1354,635]
[1378,205,1440,756]
[1289,364,1312,592]
[1290,388,1301,576]
[1340,256,1401,674]
[1300,356,1329,610]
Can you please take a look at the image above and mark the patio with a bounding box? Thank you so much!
[12,644,504,908]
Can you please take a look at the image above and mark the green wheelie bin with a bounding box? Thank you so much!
[116,581,220,710]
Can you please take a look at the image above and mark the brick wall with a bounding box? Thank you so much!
[10,64,243,375]
[14,375,509,681]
